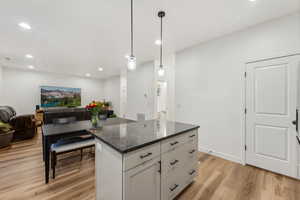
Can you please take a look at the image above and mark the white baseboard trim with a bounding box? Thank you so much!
[199,147,243,164]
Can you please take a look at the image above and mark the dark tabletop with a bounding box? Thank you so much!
[42,118,135,136]
[90,120,199,153]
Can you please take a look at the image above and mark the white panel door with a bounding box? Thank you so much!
[246,55,299,178]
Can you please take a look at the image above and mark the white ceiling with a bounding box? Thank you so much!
[0,0,299,79]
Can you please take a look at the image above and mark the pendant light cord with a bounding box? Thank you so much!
[131,0,133,56]
[160,15,163,67]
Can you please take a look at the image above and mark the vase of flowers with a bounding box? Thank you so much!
[86,101,105,127]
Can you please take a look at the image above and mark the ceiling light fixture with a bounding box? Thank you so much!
[98,67,104,71]
[155,39,162,46]
[18,22,31,30]
[158,11,166,77]
[25,54,34,59]
[28,65,35,69]
[127,0,136,70]
[85,73,91,77]
[249,0,256,2]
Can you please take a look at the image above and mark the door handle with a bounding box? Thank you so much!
[158,161,161,173]
[297,136,300,145]
[292,109,299,132]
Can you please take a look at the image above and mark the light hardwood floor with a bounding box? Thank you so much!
[0,131,299,200]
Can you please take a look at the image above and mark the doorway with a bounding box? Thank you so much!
[245,55,300,178]
[157,81,167,120]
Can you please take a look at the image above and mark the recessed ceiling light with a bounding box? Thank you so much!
[155,39,162,45]
[25,54,34,59]
[98,67,104,71]
[28,65,35,69]
[85,73,91,77]
[18,22,31,30]
[249,0,256,2]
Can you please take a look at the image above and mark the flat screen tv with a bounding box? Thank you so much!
[41,86,81,108]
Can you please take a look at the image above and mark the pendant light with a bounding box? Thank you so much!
[158,11,165,77]
[127,0,136,70]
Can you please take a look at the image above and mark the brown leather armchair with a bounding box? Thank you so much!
[0,106,36,141]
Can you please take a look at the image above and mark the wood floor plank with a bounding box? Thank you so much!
[0,130,299,200]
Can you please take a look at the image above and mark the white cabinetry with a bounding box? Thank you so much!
[95,129,199,200]
[124,157,161,200]
[161,130,198,200]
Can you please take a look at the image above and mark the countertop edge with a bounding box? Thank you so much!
[91,126,200,154]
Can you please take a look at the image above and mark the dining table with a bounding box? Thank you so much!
[41,118,134,184]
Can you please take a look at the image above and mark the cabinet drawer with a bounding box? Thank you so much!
[161,146,185,175]
[164,176,183,200]
[161,134,186,153]
[185,130,198,144]
[123,143,160,171]
[183,139,198,164]
[183,166,198,187]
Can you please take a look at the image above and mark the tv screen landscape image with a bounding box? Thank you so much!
[41,86,81,108]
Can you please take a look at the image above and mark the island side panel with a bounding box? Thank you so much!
[95,139,123,200]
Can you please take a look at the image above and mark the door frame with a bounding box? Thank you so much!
[242,53,300,166]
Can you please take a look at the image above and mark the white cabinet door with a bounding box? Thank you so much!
[246,55,299,178]
[124,157,161,200]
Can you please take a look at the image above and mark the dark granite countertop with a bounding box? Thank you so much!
[42,118,135,136]
[90,120,199,153]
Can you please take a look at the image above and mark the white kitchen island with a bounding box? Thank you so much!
[91,120,199,200]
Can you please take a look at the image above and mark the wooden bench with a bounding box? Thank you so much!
[50,136,95,179]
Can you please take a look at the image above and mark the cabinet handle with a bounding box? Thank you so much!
[189,134,196,138]
[170,141,179,146]
[140,152,152,159]
[169,184,179,192]
[189,170,196,175]
[158,161,161,173]
[170,159,179,166]
[189,149,196,154]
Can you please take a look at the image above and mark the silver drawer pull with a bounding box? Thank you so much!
[170,159,179,166]
[140,152,152,159]
[189,149,196,154]
[189,170,196,175]
[189,134,196,138]
[169,184,179,192]
[170,141,179,146]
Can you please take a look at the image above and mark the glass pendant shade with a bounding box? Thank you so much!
[127,55,136,70]
[158,66,165,77]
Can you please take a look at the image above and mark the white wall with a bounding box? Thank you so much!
[103,76,120,116]
[2,68,104,115]
[175,13,300,163]
[126,61,155,120]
